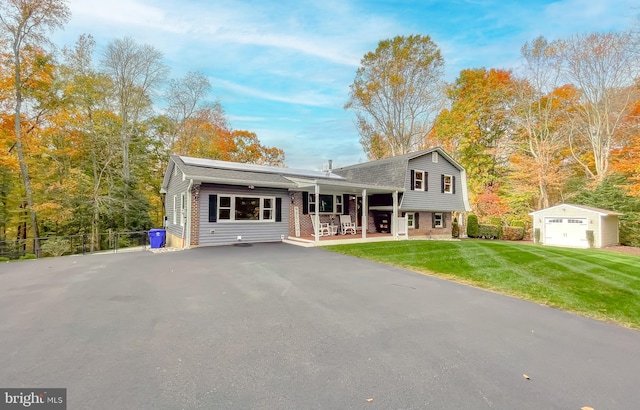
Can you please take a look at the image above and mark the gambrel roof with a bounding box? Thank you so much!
[332,147,465,189]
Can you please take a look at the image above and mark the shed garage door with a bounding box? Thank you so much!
[544,217,588,248]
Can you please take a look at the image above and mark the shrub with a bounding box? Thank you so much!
[41,238,72,257]
[0,257,9,262]
[478,224,500,239]
[586,230,595,248]
[452,217,460,238]
[534,228,541,244]
[511,220,525,228]
[467,214,479,238]
[19,253,36,260]
[502,226,525,241]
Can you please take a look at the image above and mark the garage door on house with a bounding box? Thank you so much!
[544,217,588,248]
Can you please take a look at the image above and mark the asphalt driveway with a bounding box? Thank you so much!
[1,243,638,409]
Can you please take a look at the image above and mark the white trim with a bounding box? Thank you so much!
[432,152,439,163]
[443,175,453,194]
[434,212,444,228]
[173,195,177,225]
[529,203,621,217]
[406,212,415,229]
[180,192,186,227]
[414,170,425,191]
[307,193,344,214]
[216,194,277,222]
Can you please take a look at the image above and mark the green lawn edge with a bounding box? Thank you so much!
[325,240,640,330]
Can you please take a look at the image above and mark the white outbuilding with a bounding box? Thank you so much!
[529,204,622,249]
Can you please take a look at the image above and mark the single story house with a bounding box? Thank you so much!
[529,204,622,249]
[160,147,472,247]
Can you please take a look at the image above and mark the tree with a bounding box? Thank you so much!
[101,37,168,183]
[56,34,120,248]
[164,71,212,153]
[431,68,515,207]
[572,174,640,246]
[0,0,70,252]
[345,34,445,159]
[229,130,285,166]
[510,37,579,209]
[558,31,640,183]
[101,37,168,227]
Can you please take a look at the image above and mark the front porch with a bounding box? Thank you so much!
[283,231,396,247]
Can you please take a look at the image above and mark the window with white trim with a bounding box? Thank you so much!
[414,170,425,191]
[218,195,276,222]
[433,212,443,228]
[406,212,415,229]
[308,194,343,214]
[443,175,453,193]
[219,196,232,220]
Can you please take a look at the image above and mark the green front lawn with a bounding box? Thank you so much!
[326,240,640,329]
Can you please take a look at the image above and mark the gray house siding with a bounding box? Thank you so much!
[401,154,466,211]
[198,184,290,245]
[165,163,191,240]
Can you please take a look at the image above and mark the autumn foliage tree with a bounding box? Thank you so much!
[0,0,70,251]
[346,34,445,159]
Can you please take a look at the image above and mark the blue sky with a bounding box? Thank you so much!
[53,0,638,169]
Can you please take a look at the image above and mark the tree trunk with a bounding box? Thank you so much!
[12,44,40,256]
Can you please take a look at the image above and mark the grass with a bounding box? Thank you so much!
[325,240,640,329]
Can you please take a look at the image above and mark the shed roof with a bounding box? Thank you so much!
[529,203,624,216]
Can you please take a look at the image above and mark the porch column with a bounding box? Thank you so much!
[314,184,320,243]
[361,188,367,239]
[392,190,398,239]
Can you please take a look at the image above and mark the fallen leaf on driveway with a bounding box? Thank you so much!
[523,374,530,380]
[581,407,594,410]
[366,398,373,403]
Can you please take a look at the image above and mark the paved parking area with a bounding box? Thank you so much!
[1,243,639,409]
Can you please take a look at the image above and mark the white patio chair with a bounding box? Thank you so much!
[311,216,331,237]
[340,215,357,235]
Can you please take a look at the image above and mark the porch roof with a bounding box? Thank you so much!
[286,177,404,194]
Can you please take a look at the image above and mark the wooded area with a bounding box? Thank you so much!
[347,32,640,246]
[0,0,283,252]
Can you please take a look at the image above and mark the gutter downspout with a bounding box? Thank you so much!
[314,183,320,243]
[182,179,194,249]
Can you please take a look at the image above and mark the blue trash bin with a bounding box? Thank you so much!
[148,229,166,249]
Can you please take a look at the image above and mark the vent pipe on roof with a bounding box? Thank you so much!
[328,160,333,170]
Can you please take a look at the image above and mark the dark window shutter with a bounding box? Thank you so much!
[425,172,429,191]
[443,213,447,228]
[410,170,415,190]
[441,174,445,193]
[343,194,350,215]
[302,192,308,214]
[275,198,282,222]
[208,195,217,222]
[415,213,419,229]
[432,213,437,228]
[452,176,456,194]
